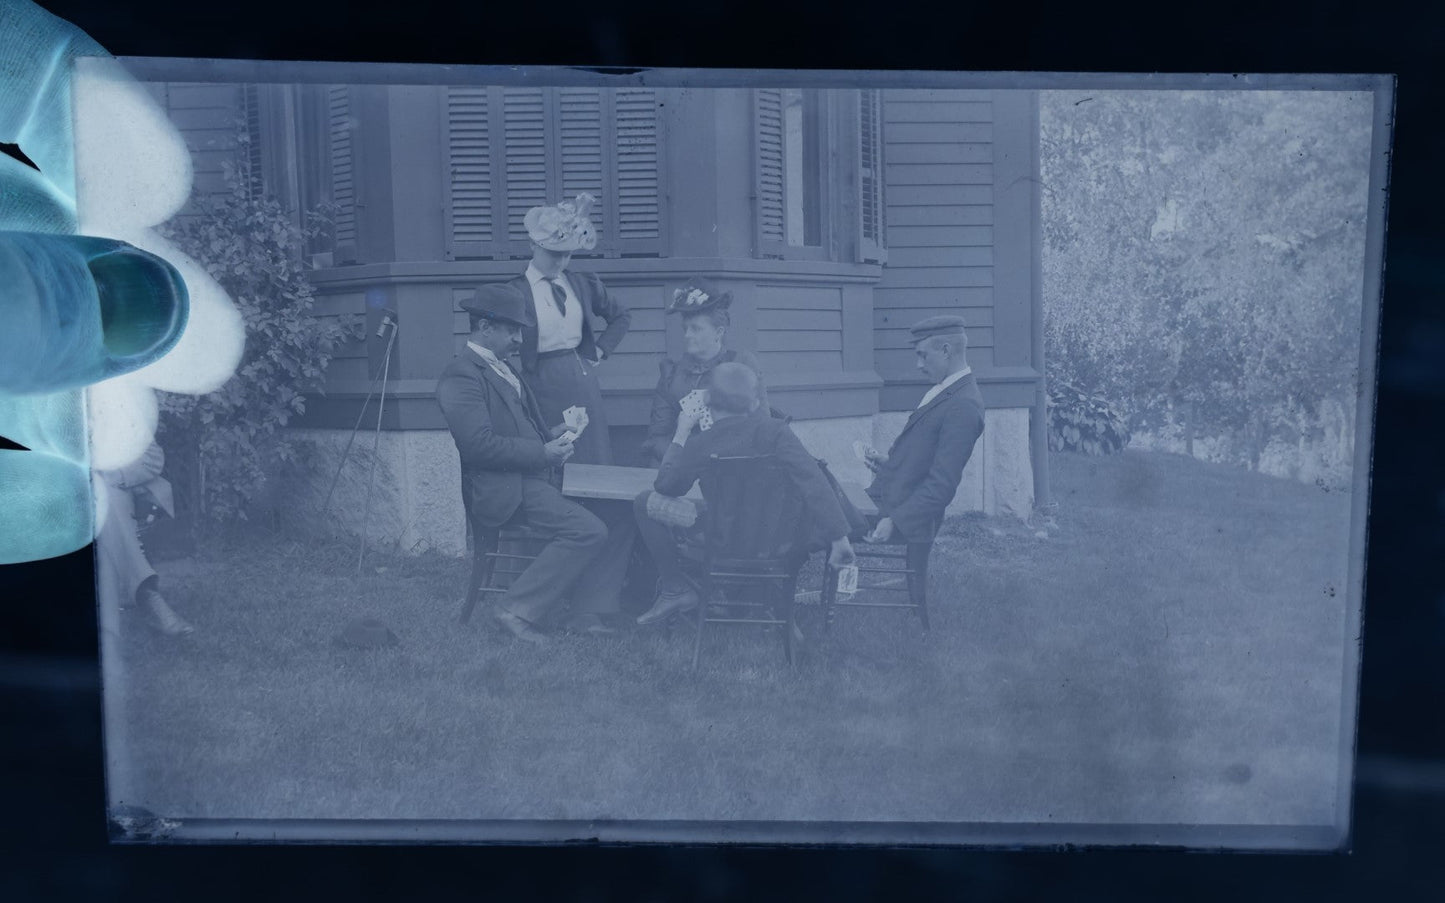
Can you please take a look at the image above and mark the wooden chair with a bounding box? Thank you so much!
[821,518,940,634]
[456,479,547,625]
[687,454,810,670]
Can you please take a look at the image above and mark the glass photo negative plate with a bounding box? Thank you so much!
[76,57,1390,848]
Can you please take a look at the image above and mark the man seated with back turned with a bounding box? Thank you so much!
[631,362,856,626]
[861,315,986,545]
[437,283,633,644]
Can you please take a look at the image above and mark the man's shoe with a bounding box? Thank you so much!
[636,582,701,626]
[563,612,620,637]
[493,609,549,645]
[140,588,194,636]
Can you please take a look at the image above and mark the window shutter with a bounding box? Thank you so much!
[444,86,495,259]
[240,84,264,202]
[501,87,549,254]
[443,86,665,260]
[613,87,665,254]
[557,87,606,248]
[858,89,887,264]
[327,85,359,264]
[754,88,786,257]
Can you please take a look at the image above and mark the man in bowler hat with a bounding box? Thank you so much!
[507,192,631,465]
[436,283,633,642]
[863,315,986,544]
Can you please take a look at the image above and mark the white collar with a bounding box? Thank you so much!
[467,341,512,370]
[935,367,971,392]
[526,262,565,285]
[918,366,972,408]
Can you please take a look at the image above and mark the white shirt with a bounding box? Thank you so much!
[526,262,584,353]
[467,341,522,398]
[918,366,972,409]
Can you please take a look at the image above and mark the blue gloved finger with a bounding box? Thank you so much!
[0,152,75,233]
[0,0,109,218]
[0,446,92,565]
[0,231,189,395]
[0,388,88,468]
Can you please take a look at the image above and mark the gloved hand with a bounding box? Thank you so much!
[0,0,243,564]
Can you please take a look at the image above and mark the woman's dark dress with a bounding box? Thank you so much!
[638,348,769,466]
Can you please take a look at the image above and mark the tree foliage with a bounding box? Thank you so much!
[157,143,362,524]
[1040,90,1372,470]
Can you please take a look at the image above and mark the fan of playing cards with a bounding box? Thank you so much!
[679,389,714,432]
[561,405,589,442]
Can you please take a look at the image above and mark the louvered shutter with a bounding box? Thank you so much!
[500,87,549,254]
[754,88,785,257]
[240,84,264,202]
[444,86,495,259]
[858,88,887,263]
[613,87,665,254]
[327,85,359,264]
[557,87,606,250]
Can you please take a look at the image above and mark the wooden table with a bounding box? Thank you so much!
[562,463,878,517]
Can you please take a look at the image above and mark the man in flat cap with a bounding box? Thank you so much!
[437,283,633,642]
[862,315,985,544]
[506,192,631,465]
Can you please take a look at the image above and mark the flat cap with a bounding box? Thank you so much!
[909,314,969,344]
[461,282,534,328]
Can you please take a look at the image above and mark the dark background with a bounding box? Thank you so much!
[3,0,1442,899]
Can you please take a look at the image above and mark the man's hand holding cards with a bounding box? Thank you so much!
[561,405,589,443]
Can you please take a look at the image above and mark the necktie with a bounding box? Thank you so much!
[547,278,568,317]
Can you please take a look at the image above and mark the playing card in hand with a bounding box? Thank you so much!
[680,390,714,431]
[562,405,589,438]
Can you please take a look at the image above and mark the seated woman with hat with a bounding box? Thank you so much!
[638,278,769,466]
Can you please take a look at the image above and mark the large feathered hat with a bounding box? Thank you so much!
[524,193,599,252]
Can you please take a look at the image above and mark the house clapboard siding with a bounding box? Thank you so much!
[137,76,1039,436]
[874,89,997,408]
[124,66,1045,542]
[145,82,246,203]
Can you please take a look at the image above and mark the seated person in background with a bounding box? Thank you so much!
[95,440,193,636]
[437,283,634,643]
[862,315,985,544]
[639,278,769,466]
[632,362,854,625]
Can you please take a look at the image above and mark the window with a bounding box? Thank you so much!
[755,88,828,258]
[443,86,666,259]
[782,88,823,248]
[756,88,877,261]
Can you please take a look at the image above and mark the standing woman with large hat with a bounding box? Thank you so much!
[638,277,770,467]
[508,193,631,465]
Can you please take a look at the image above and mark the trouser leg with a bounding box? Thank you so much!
[498,479,607,624]
[571,497,634,615]
[96,482,158,605]
[633,491,689,589]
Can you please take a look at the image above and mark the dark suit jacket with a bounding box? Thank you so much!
[436,346,555,531]
[655,410,852,546]
[641,348,770,466]
[509,269,632,375]
[867,372,986,542]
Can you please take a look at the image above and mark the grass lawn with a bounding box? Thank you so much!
[103,450,1355,829]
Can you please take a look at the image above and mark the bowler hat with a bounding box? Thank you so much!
[462,283,534,328]
[524,193,598,252]
[909,314,968,345]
